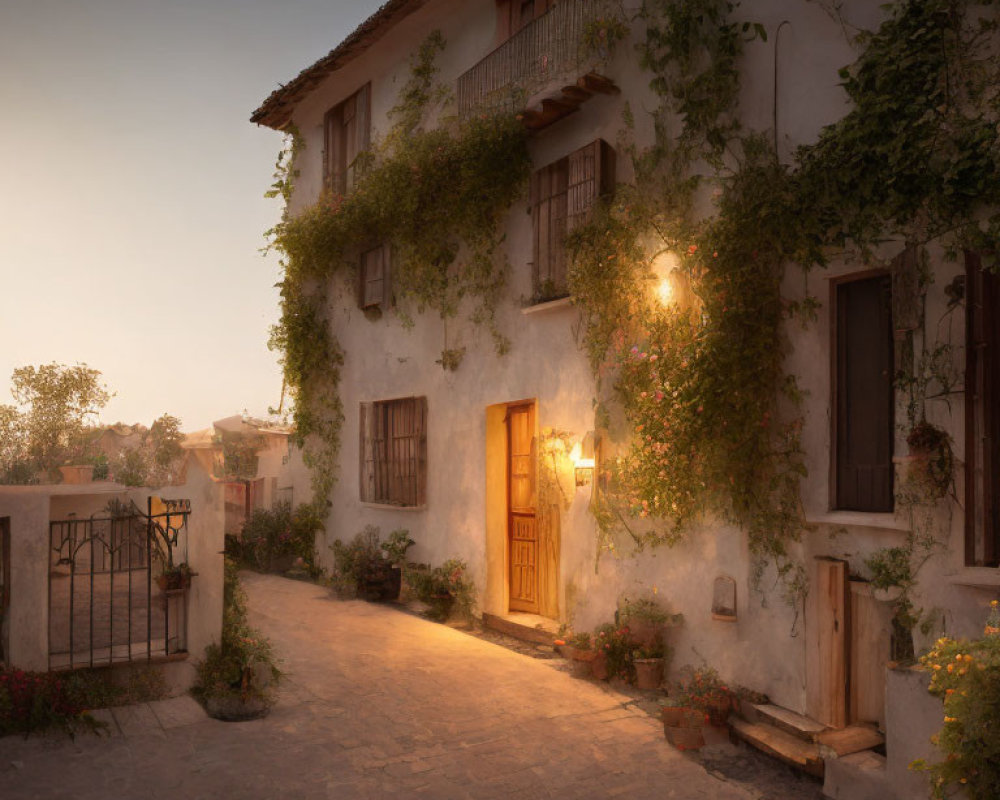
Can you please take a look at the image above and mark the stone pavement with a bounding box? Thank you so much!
[0,572,755,799]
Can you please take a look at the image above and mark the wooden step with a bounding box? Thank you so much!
[730,718,825,778]
[482,612,558,645]
[753,703,828,741]
[816,724,885,759]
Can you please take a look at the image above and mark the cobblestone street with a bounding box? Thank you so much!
[1,573,756,799]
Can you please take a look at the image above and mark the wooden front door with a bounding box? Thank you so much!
[507,404,538,613]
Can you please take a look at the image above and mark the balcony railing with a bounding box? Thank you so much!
[457,0,605,117]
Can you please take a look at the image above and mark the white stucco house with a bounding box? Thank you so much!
[252,1,998,795]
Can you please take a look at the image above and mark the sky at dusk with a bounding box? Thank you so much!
[0,0,383,431]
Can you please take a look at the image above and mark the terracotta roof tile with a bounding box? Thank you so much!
[251,0,426,130]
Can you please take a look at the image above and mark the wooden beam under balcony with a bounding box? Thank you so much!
[516,73,619,132]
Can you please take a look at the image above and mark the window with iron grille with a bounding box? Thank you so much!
[360,397,427,507]
[530,139,615,302]
[324,83,371,196]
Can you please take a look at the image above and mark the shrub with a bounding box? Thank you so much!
[912,601,1000,799]
[329,525,387,597]
[234,502,323,575]
[405,558,476,620]
[192,560,280,709]
[0,669,103,738]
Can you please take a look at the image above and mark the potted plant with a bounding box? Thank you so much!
[405,558,476,622]
[193,561,281,721]
[330,526,397,602]
[903,420,953,499]
[594,623,634,683]
[157,561,194,592]
[675,666,736,727]
[567,632,597,678]
[618,597,682,649]
[661,703,706,751]
[380,529,415,601]
[633,642,669,690]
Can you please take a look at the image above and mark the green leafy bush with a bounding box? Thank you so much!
[405,558,476,621]
[912,601,1000,799]
[234,502,323,574]
[192,560,280,708]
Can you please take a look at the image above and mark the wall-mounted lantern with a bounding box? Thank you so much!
[572,431,596,487]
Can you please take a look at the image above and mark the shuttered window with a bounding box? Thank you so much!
[324,83,371,196]
[965,251,1000,566]
[359,244,391,310]
[834,274,894,511]
[531,139,615,302]
[360,397,427,507]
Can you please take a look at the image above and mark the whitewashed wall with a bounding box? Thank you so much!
[276,0,995,714]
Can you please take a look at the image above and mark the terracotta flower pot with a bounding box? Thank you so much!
[634,657,664,690]
[662,707,706,751]
[591,651,610,681]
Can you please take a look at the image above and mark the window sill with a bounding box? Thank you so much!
[360,502,426,512]
[521,296,573,315]
[806,511,911,532]
[948,567,1000,588]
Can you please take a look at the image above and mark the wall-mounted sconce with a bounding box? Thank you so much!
[573,431,596,487]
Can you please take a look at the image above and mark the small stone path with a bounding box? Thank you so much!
[1,572,757,799]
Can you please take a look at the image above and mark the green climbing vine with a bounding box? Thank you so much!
[266,32,530,507]
[566,0,998,605]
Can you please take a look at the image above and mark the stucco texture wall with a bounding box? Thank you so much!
[275,0,996,719]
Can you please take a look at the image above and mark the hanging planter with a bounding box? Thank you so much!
[903,421,954,500]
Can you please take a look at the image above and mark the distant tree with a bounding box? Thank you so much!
[1,363,111,479]
[0,403,30,483]
[114,446,150,487]
[148,413,185,484]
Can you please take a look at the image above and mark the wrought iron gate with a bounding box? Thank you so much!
[48,497,190,670]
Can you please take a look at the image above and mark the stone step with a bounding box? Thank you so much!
[730,717,825,778]
[816,725,885,759]
[482,612,559,645]
[753,703,829,741]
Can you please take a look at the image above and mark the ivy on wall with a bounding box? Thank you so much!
[567,0,998,602]
[266,33,530,508]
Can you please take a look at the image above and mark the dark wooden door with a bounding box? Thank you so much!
[507,404,538,613]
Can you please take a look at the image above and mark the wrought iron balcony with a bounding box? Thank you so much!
[457,0,611,119]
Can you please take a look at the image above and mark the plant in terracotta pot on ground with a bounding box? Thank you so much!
[673,666,736,727]
[633,641,670,690]
[192,560,281,721]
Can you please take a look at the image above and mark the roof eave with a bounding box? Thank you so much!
[251,0,427,130]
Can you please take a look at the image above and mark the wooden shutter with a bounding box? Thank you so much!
[965,251,1000,566]
[532,140,615,299]
[348,83,371,191]
[359,244,392,310]
[414,396,427,506]
[531,156,568,296]
[567,139,615,232]
[359,402,375,502]
[323,106,339,195]
[835,274,894,511]
[324,83,370,196]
